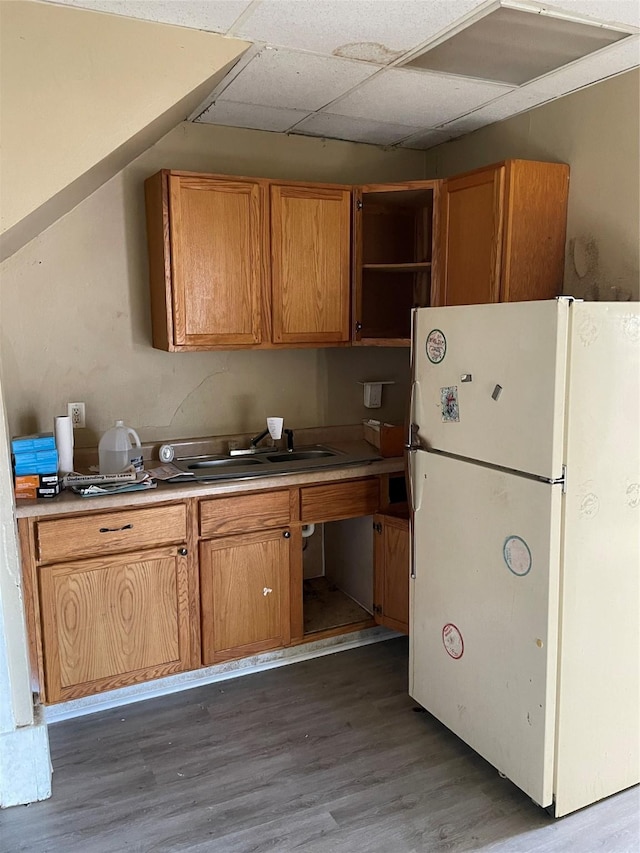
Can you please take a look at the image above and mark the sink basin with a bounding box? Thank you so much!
[266,448,339,462]
[185,456,265,469]
[166,443,378,483]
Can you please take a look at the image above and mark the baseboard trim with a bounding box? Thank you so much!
[45,626,401,723]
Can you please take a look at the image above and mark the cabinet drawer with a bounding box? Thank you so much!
[300,479,379,523]
[36,504,187,564]
[200,490,290,538]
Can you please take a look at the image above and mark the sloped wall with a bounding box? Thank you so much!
[0,122,422,446]
[0,0,248,260]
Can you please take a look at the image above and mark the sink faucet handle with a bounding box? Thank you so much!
[284,429,295,452]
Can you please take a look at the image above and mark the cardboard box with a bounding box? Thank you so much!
[362,420,405,458]
[14,473,62,500]
[11,432,56,454]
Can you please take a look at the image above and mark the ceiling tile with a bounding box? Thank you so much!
[440,87,555,131]
[399,128,461,149]
[47,1,253,32]
[523,35,640,95]
[327,68,513,128]
[234,0,484,64]
[542,1,640,29]
[196,101,310,133]
[216,47,378,111]
[292,113,420,145]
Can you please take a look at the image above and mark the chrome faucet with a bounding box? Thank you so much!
[249,427,271,448]
[230,417,285,456]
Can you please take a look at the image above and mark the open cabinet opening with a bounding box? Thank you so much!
[302,517,374,636]
[358,187,435,342]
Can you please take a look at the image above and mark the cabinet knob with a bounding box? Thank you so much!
[178,547,188,556]
[283,530,291,539]
[355,321,363,333]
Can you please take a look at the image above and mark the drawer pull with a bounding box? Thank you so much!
[99,523,133,533]
[178,548,188,556]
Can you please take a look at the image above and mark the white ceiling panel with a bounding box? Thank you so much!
[234,0,484,64]
[541,1,640,29]
[216,47,378,111]
[41,0,640,150]
[523,35,640,95]
[292,113,420,145]
[326,68,513,128]
[399,128,462,149]
[197,101,310,132]
[48,0,253,32]
[440,86,555,131]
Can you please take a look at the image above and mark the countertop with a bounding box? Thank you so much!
[14,439,405,519]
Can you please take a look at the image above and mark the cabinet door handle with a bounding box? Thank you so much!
[99,523,133,533]
[283,530,291,539]
[178,547,188,556]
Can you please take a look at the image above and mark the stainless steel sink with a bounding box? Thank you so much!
[185,456,265,469]
[265,447,339,462]
[166,443,379,483]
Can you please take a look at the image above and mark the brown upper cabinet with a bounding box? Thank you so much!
[435,159,570,308]
[353,181,439,347]
[144,170,351,351]
[271,183,351,344]
[145,161,569,352]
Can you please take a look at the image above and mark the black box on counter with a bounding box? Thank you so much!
[14,473,63,500]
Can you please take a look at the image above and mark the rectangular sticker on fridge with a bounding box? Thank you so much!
[440,386,460,422]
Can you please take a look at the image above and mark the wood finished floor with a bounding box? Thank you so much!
[3,638,638,853]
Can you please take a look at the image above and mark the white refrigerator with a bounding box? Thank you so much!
[408,298,639,817]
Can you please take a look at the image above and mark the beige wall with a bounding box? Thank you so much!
[423,70,640,301]
[0,123,420,447]
[0,1,248,259]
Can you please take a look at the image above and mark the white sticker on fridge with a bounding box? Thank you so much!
[426,329,447,364]
[440,386,459,422]
[442,623,464,659]
[503,535,532,576]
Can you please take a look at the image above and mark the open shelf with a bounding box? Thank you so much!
[362,262,432,272]
[354,182,437,345]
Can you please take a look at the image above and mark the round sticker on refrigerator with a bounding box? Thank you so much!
[442,623,464,659]
[426,329,447,364]
[503,536,532,576]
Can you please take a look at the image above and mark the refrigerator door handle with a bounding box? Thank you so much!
[408,448,417,579]
[407,381,417,449]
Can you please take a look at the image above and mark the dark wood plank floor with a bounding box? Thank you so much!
[3,638,638,852]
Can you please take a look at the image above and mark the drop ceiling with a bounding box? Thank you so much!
[46,0,640,149]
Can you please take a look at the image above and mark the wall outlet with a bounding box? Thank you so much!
[68,402,85,429]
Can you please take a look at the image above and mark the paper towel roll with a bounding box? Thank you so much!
[54,415,74,474]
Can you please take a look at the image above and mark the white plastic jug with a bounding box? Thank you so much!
[98,420,142,474]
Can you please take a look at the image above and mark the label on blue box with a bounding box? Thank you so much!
[14,449,59,476]
[11,433,56,454]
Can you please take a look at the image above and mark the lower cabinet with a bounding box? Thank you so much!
[200,528,291,664]
[373,512,409,634]
[39,545,191,703]
[23,475,409,704]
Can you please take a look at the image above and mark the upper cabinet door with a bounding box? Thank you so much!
[270,184,351,344]
[439,164,505,307]
[168,174,264,347]
[436,160,569,308]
